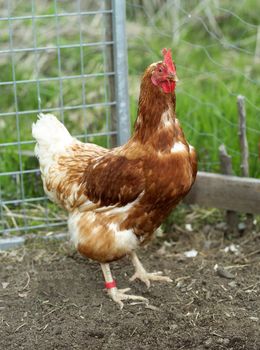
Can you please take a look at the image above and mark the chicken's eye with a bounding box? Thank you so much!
[158,67,163,73]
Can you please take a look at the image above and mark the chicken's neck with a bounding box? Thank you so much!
[133,80,178,151]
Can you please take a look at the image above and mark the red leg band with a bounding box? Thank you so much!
[105,280,116,289]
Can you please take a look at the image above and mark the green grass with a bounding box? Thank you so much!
[0,0,259,233]
[127,0,260,177]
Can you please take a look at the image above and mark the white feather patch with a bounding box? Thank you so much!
[104,192,143,216]
[161,110,173,128]
[109,223,138,251]
[68,213,81,247]
[171,141,186,153]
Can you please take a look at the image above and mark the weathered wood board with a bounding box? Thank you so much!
[185,171,260,214]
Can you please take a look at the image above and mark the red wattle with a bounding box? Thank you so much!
[161,81,175,94]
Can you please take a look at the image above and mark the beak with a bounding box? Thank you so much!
[168,72,179,82]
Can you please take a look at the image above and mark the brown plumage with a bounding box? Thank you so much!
[32,48,197,308]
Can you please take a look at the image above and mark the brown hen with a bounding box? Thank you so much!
[32,49,197,308]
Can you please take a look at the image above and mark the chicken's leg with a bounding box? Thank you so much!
[100,263,148,309]
[129,251,173,288]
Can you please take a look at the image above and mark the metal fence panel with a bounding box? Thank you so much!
[0,0,130,235]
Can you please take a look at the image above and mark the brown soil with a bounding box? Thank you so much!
[1,225,259,350]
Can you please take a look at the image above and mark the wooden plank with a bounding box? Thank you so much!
[185,171,260,214]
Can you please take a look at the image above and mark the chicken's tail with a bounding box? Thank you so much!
[32,113,74,164]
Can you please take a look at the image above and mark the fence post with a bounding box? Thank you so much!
[104,0,117,147]
[112,0,131,145]
[237,95,254,231]
[219,144,238,234]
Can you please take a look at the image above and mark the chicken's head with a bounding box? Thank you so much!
[151,48,178,94]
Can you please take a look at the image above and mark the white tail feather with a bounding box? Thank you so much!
[32,113,74,164]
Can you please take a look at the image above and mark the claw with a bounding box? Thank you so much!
[130,271,173,288]
[130,252,173,288]
[107,287,148,309]
[130,271,151,288]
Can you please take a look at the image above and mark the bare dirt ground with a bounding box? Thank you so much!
[1,215,260,350]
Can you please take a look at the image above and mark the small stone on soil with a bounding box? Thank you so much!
[214,264,235,279]
[215,222,227,231]
[204,337,213,348]
[228,281,237,288]
[216,338,230,345]
[249,316,259,322]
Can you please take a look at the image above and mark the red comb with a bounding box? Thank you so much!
[162,48,176,73]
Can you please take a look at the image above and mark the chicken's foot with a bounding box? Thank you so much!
[100,263,148,309]
[129,251,173,288]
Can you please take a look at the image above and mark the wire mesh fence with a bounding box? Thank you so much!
[0,0,129,235]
